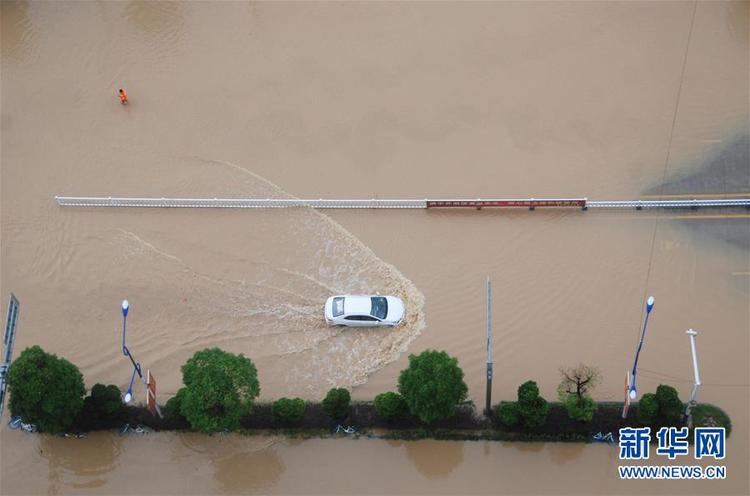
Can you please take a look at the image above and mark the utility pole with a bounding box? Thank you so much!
[683,329,701,426]
[485,277,493,416]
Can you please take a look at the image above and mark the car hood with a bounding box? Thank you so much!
[385,296,405,323]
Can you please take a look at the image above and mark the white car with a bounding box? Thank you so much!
[324,295,405,327]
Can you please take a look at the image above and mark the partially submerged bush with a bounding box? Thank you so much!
[322,388,351,422]
[272,397,306,425]
[564,395,597,422]
[655,385,683,424]
[692,404,732,437]
[516,381,549,429]
[635,385,684,427]
[76,384,125,430]
[497,381,550,429]
[637,393,659,425]
[374,392,407,421]
[496,402,520,427]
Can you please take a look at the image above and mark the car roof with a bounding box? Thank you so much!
[343,296,373,315]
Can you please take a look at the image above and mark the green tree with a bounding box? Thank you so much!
[272,397,306,425]
[179,348,260,433]
[516,381,550,428]
[398,350,468,424]
[322,388,351,422]
[637,393,659,425]
[7,345,86,433]
[374,392,407,420]
[558,364,600,423]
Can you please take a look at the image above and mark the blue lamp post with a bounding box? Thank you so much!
[121,299,143,403]
[121,300,129,354]
[628,296,655,400]
[124,367,137,404]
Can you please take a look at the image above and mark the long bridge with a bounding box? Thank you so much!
[54,196,750,210]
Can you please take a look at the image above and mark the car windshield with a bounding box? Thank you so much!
[370,297,388,320]
[332,297,345,317]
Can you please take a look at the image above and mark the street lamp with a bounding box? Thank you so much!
[628,296,655,400]
[120,299,143,404]
[683,329,701,426]
[121,299,129,354]
[124,367,137,404]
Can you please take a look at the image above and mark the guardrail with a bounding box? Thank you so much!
[54,197,427,209]
[54,196,750,210]
[586,198,750,209]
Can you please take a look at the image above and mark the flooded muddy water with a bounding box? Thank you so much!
[1,1,748,494]
[1,430,745,495]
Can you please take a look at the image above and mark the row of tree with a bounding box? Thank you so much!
[6,344,698,434]
[163,348,469,432]
[6,345,470,433]
[6,346,125,433]
[496,373,689,430]
[496,364,602,428]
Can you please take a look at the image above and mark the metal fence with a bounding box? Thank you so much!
[55,196,750,210]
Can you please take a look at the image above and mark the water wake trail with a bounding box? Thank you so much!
[106,158,425,397]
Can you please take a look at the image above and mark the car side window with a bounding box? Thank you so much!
[344,315,378,321]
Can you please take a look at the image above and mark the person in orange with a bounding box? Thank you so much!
[118,88,128,105]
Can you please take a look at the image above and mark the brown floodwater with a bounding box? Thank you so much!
[1,1,748,494]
